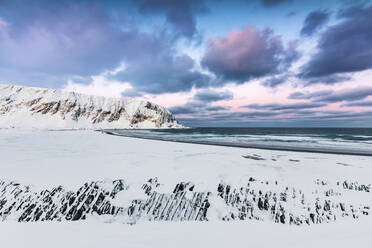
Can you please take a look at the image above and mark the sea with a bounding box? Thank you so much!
[104,128,372,156]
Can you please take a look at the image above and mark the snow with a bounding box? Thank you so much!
[1,129,370,189]
[0,129,371,247]
[1,218,371,248]
[0,84,182,129]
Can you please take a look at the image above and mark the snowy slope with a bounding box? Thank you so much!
[0,84,183,129]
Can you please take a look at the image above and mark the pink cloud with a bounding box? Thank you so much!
[201,27,298,82]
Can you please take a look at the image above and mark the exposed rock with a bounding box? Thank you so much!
[242,154,266,160]
[214,178,370,225]
[339,180,370,193]
[0,180,126,221]
[0,178,370,225]
[126,180,209,221]
[289,159,300,162]
[0,84,183,129]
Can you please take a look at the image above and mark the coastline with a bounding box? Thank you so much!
[101,129,372,157]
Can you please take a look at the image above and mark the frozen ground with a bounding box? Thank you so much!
[0,129,371,247]
[1,219,372,248]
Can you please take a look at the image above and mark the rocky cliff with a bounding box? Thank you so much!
[0,84,183,129]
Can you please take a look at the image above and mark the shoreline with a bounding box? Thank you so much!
[101,130,372,157]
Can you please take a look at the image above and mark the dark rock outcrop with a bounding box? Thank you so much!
[0,180,126,221]
[126,179,210,221]
[0,177,370,225]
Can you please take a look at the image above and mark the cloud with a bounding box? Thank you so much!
[300,10,330,36]
[169,89,233,115]
[308,110,372,120]
[0,0,211,94]
[317,87,372,102]
[112,50,211,94]
[61,65,133,98]
[242,102,326,110]
[342,100,372,107]
[286,11,296,17]
[261,0,292,7]
[121,88,145,97]
[201,27,299,83]
[300,4,372,78]
[177,110,282,126]
[289,86,372,103]
[304,74,351,86]
[137,0,209,39]
[0,0,127,87]
[288,90,333,99]
[205,106,231,111]
[169,104,201,115]
[179,108,372,127]
[63,80,132,98]
[193,90,233,102]
[207,111,280,121]
[261,74,289,87]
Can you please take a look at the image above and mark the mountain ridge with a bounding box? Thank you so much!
[0,84,183,129]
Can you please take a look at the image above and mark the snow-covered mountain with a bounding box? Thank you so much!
[0,84,183,129]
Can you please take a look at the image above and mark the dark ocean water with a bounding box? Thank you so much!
[104,128,372,155]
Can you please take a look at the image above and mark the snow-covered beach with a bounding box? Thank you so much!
[1,0,372,246]
[1,129,371,189]
[1,129,371,248]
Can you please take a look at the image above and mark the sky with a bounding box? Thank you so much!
[1,0,372,127]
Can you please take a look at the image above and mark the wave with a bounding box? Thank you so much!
[102,128,372,156]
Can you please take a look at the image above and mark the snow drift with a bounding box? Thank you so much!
[0,84,183,129]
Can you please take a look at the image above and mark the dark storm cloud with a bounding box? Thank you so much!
[201,27,299,83]
[300,10,330,36]
[0,0,211,93]
[242,102,326,110]
[342,100,372,107]
[137,0,209,39]
[288,87,372,103]
[261,0,292,7]
[300,4,372,78]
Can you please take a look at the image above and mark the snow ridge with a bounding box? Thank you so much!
[0,84,183,129]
